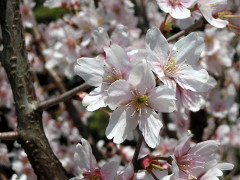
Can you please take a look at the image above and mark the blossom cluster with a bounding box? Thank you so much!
[0,0,239,179]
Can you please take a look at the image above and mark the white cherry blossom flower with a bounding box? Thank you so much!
[106,61,176,148]
[146,27,209,93]
[74,44,132,111]
[164,135,234,180]
[156,0,197,19]
[197,0,229,28]
[71,138,119,180]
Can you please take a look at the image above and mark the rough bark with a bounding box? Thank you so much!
[0,0,68,179]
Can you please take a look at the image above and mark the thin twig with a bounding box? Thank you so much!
[0,131,19,141]
[37,83,91,110]
[132,130,144,170]
[167,18,204,42]
[149,170,159,180]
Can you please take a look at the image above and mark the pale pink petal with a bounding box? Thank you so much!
[74,58,104,87]
[139,108,162,148]
[152,169,168,179]
[128,61,156,94]
[175,66,209,92]
[74,138,97,172]
[156,0,172,13]
[106,80,133,110]
[176,87,204,112]
[145,27,169,61]
[189,140,219,155]
[101,161,119,180]
[172,32,204,65]
[204,0,227,13]
[82,86,107,111]
[174,136,191,157]
[171,5,191,19]
[92,27,110,50]
[116,163,134,180]
[216,163,234,171]
[106,107,138,144]
[198,2,228,28]
[70,178,81,180]
[111,24,129,47]
[104,44,130,70]
[181,0,197,8]
[148,85,176,113]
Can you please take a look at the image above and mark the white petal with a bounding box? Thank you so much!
[198,2,228,28]
[92,27,110,50]
[153,169,168,179]
[175,66,209,92]
[172,32,204,65]
[139,108,163,148]
[106,107,138,144]
[174,136,191,157]
[106,80,133,110]
[74,138,97,172]
[128,61,156,93]
[104,44,130,70]
[69,178,81,180]
[171,5,191,19]
[101,161,119,180]
[82,87,107,111]
[216,163,234,171]
[111,24,129,47]
[74,57,104,87]
[148,85,176,113]
[156,0,172,13]
[176,86,205,112]
[145,27,169,60]
[181,0,197,8]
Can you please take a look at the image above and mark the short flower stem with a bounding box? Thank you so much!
[151,164,165,171]
[132,129,144,170]
[152,156,173,165]
[224,15,240,18]
[99,108,111,116]
[37,83,91,110]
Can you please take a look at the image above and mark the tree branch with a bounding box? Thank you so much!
[167,18,204,42]
[30,9,103,161]
[0,131,19,141]
[132,130,144,171]
[0,1,68,179]
[37,83,91,110]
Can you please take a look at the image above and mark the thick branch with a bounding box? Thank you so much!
[0,1,68,179]
[30,11,103,161]
[0,131,19,141]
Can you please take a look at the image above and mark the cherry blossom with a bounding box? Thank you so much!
[146,27,209,92]
[71,138,119,180]
[74,44,133,111]
[105,61,176,148]
[170,135,234,179]
[156,0,196,19]
[197,0,229,28]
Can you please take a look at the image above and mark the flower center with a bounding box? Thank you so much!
[164,58,177,77]
[103,67,124,86]
[82,169,103,180]
[126,90,150,117]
